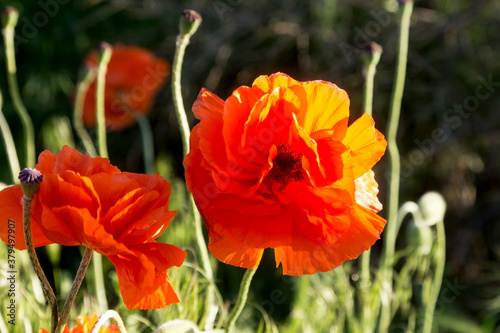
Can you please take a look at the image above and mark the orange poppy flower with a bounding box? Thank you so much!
[0,146,186,309]
[184,73,387,275]
[82,44,170,131]
[39,314,119,333]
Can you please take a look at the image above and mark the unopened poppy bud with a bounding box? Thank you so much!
[97,42,113,64]
[1,6,19,29]
[362,42,383,69]
[19,168,43,197]
[406,221,433,255]
[179,9,202,38]
[363,42,383,56]
[417,191,446,226]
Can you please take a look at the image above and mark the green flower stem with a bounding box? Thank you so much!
[379,1,414,331]
[134,113,156,175]
[359,41,382,333]
[362,43,382,117]
[171,13,215,327]
[73,66,98,157]
[2,11,35,168]
[55,247,93,333]
[422,220,446,333]
[0,90,21,183]
[171,34,192,158]
[95,43,112,159]
[92,252,108,314]
[90,310,128,333]
[359,249,374,332]
[93,43,112,314]
[22,195,58,333]
[225,267,258,333]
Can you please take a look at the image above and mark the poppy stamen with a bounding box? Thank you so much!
[267,143,305,190]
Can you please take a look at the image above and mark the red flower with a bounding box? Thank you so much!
[39,314,119,333]
[184,73,387,276]
[0,146,186,309]
[82,44,170,131]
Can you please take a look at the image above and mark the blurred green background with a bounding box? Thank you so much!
[0,0,499,332]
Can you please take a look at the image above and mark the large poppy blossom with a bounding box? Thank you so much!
[184,73,387,276]
[0,146,186,309]
[82,44,170,131]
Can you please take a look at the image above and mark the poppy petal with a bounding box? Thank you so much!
[108,243,186,309]
[292,80,350,134]
[343,113,387,178]
[355,170,383,212]
[0,186,53,250]
[275,204,386,275]
[209,236,265,269]
[192,88,224,121]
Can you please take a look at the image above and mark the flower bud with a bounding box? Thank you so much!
[417,191,446,226]
[1,6,19,29]
[19,168,43,197]
[362,42,383,72]
[179,9,202,38]
[406,220,433,255]
[97,42,113,64]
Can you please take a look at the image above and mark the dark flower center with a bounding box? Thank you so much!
[267,143,305,190]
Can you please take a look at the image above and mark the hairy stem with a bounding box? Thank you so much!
[22,195,58,332]
[73,67,98,156]
[225,267,258,333]
[378,1,414,331]
[2,19,35,167]
[55,247,93,333]
[0,90,21,182]
[422,221,446,333]
[171,28,216,327]
[95,43,112,159]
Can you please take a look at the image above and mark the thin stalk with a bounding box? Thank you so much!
[2,12,35,167]
[92,252,108,313]
[22,195,58,332]
[0,90,21,183]
[171,34,192,157]
[359,42,382,333]
[55,247,93,333]
[134,113,156,175]
[378,1,414,331]
[362,43,382,117]
[171,15,215,327]
[360,249,374,332]
[94,43,112,314]
[225,267,258,333]
[90,310,128,333]
[95,43,112,159]
[73,66,98,157]
[422,220,446,333]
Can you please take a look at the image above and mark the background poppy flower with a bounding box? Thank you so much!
[0,146,186,309]
[184,73,387,276]
[38,314,119,333]
[81,44,170,131]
